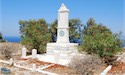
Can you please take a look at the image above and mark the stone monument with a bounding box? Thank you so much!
[21,47,26,58]
[47,3,78,56]
[32,49,37,59]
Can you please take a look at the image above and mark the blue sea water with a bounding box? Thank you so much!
[3,36,22,42]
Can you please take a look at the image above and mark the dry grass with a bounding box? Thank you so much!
[0,42,23,60]
[68,54,105,75]
[0,42,22,51]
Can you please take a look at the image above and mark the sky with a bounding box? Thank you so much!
[0,0,124,37]
[123,0,125,35]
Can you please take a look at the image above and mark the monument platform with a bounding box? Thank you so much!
[47,43,78,55]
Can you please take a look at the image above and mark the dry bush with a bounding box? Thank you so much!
[0,44,13,59]
[0,42,22,60]
[68,54,102,75]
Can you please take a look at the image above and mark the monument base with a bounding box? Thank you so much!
[45,43,78,65]
[47,43,78,55]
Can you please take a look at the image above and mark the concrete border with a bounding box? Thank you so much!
[14,63,58,75]
[100,55,123,75]
[100,65,112,75]
[0,59,58,75]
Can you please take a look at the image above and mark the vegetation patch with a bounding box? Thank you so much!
[80,18,122,65]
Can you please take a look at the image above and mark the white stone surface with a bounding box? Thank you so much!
[32,64,36,72]
[58,3,69,12]
[0,59,10,64]
[47,43,78,55]
[100,65,112,75]
[54,51,60,63]
[57,3,69,43]
[9,58,13,66]
[21,47,27,58]
[37,54,70,65]
[36,54,84,65]
[24,53,86,66]
[14,61,58,75]
[32,49,37,59]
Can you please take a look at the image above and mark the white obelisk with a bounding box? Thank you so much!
[57,3,69,43]
[47,3,78,56]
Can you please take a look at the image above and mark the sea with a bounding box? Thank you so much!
[3,36,22,42]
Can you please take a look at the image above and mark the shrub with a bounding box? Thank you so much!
[19,19,51,53]
[0,43,22,60]
[0,44,13,59]
[68,54,102,75]
[80,18,122,64]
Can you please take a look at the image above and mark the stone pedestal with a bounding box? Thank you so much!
[21,47,26,58]
[32,49,37,59]
[47,43,78,55]
[32,64,36,72]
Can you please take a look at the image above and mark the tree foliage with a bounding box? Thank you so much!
[69,19,83,43]
[19,19,51,53]
[49,19,83,43]
[80,18,122,64]
[0,33,2,39]
[49,20,58,42]
[0,33,5,42]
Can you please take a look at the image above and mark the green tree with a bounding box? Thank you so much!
[0,33,2,39]
[80,18,122,64]
[83,18,96,35]
[0,33,5,42]
[49,19,83,43]
[19,19,51,53]
[49,20,58,42]
[69,19,83,43]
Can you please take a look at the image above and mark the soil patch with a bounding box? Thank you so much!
[28,58,52,66]
[108,62,125,74]
[44,64,80,75]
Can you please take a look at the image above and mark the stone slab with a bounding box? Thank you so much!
[47,43,78,55]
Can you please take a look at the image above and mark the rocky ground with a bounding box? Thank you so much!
[121,48,125,62]
[107,48,125,75]
[0,42,44,75]
[0,58,80,75]
[0,62,45,75]
[0,42,125,75]
[0,42,105,75]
